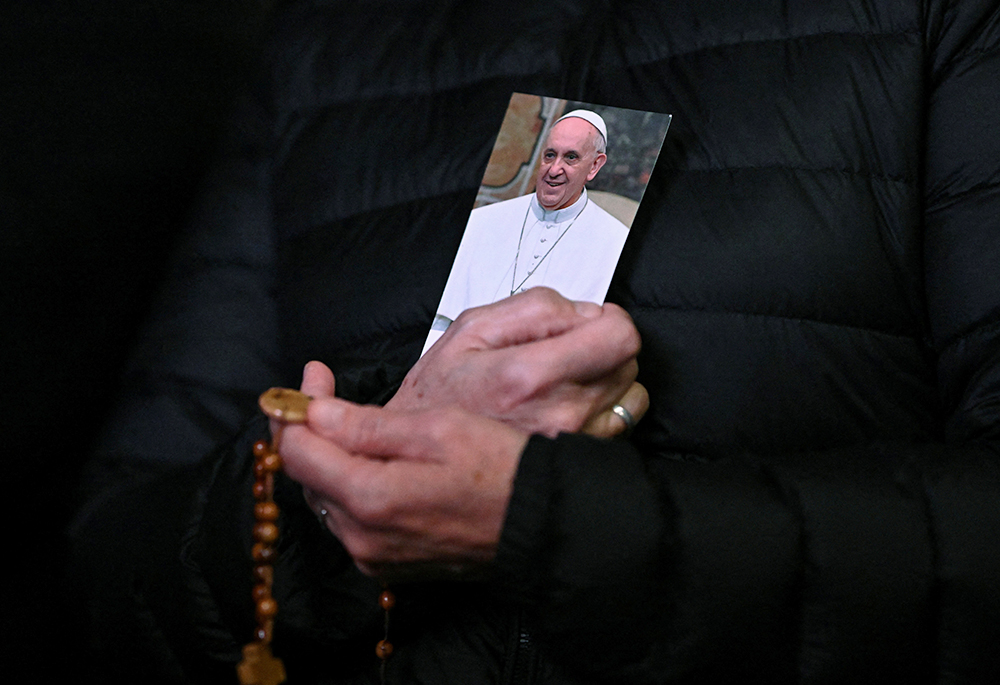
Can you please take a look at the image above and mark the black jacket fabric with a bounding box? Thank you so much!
[72,0,1000,683]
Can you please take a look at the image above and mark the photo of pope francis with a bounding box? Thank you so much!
[424,109,629,354]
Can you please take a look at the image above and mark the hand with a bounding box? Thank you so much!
[268,288,649,578]
[390,287,647,438]
[281,367,528,578]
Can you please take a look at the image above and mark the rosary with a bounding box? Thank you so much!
[237,388,395,685]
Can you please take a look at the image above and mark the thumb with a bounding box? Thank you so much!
[301,360,336,398]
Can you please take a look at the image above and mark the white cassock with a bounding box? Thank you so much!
[422,188,629,354]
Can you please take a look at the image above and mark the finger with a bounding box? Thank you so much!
[448,287,598,350]
[285,399,430,501]
[307,398,528,475]
[523,357,637,437]
[306,398,448,461]
[288,400,445,504]
[279,415,363,499]
[513,302,641,386]
[581,381,650,438]
[301,360,336,398]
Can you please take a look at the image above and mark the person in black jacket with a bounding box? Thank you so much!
[72,0,1000,683]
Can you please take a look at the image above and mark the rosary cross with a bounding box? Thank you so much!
[237,643,287,685]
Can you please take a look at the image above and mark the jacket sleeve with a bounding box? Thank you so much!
[492,2,1000,682]
[81,82,284,497]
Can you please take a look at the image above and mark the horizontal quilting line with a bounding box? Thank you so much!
[285,163,918,233]
[936,317,1000,356]
[621,25,922,68]
[286,30,923,109]
[962,41,1000,59]
[660,163,916,187]
[926,178,1000,213]
[940,31,1000,68]
[628,303,922,342]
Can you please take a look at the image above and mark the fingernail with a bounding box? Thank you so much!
[573,301,602,318]
[302,360,319,382]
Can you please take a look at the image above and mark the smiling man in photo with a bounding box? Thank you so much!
[426,109,629,352]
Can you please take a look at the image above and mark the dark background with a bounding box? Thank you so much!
[2,1,279,678]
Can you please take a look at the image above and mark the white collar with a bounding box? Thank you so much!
[529,188,588,223]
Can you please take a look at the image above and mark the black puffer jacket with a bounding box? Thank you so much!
[72,0,1000,683]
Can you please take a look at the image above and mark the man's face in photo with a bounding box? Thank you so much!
[534,117,607,210]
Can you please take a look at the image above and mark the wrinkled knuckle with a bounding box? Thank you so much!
[448,307,485,339]
[352,410,388,451]
[494,364,539,412]
[419,408,458,443]
[620,322,642,357]
[526,285,558,303]
[523,286,566,316]
[452,307,478,328]
[350,490,395,528]
[630,330,643,356]
[604,304,642,353]
[550,404,588,434]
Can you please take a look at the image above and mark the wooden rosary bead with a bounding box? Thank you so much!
[379,589,396,611]
[253,440,271,458]
[254,522,280,544]
[252,583,271,603]
[375,639,393,660]
[260,452,282,473]
[254,457,281,478]
[252,543,276,563]
[252,565,273,585]
[252,479,269,500]
[255,501,280,521]
[256,597,278,620]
